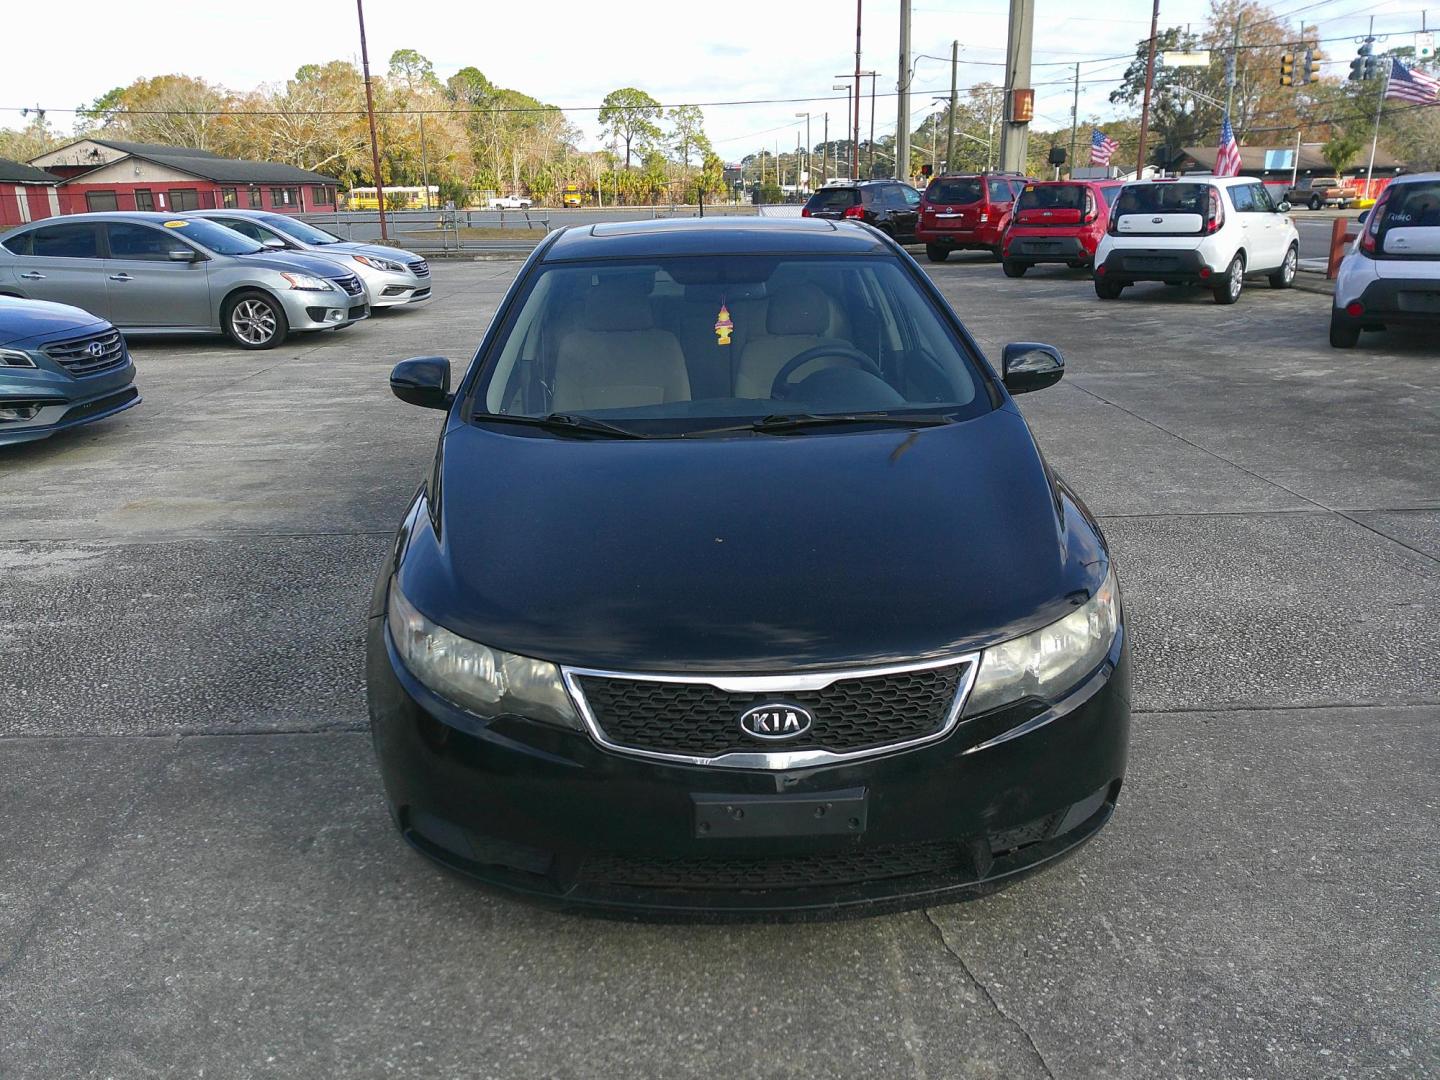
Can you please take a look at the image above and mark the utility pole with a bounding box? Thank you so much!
[419,114,431,212]
[356,0,388,241]
[854,0,863,179]
[946,40,959,173]
[998,0,1035,171]
[868,72,877,178]
[1134,0,1161,178]
[1068,61,1080,179]
[823,113,829,184]
[1226,15,1243,118]
[1365,38,1388,195]
[896,0,912,181]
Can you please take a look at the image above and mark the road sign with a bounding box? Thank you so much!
[1418,32,1435,59]
[1160,51,1212,67]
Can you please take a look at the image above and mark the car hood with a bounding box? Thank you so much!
[324,242,421,263]
[0,296,110,347]
[235,250,355,280]
[399,406,1109,672]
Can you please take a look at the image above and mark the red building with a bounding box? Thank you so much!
[23,138,340,219]
[0,158,62,228]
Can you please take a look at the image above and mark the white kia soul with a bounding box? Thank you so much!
[1093,176,1300,305]
[1331,172,1440,348]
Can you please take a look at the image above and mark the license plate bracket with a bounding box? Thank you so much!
[692,788,868,839]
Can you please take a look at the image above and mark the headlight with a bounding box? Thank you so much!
[352,254,405,273]
[963,569,1118,716]
[0,348,37,368]
[386,581,582,730]
[278,272,335,291]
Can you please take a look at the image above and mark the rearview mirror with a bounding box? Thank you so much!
[1001,343,1065,395]
[390,356,452,410]
[167,248,198,262]
[1277,200,1292,213]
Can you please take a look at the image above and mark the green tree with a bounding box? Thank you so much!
[598,87,662,168]
[387,48,440,92]
[1321,130,1364,174]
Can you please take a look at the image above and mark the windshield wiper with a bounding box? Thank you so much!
[477,412,652,439]
[685,412,959,437]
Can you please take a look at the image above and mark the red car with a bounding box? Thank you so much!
[917,172,1031,262]
[1001,180,1125,277]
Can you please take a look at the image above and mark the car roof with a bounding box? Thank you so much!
[540,217,892,261]
[6,211,222,227]
[1391,172,1439,185]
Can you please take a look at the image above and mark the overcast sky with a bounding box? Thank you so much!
[2,0,1429,158]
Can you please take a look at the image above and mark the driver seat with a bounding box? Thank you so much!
[735,284,850,399]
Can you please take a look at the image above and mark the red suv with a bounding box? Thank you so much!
[917,172,1030,262]
[1001,180,1125,277]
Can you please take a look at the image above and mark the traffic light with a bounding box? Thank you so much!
[1280,52,1296,86]
[1364,54,1380,79]
[920,163,933,178]
[1304,49,1324,82]
[1350,40,1374,81]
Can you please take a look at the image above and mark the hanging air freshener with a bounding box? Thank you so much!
[714,298,733,346]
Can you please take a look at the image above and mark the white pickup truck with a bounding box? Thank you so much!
[487,194,533,209]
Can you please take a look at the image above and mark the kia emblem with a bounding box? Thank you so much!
[738,703,813,741]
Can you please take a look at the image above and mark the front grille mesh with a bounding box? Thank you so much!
[335,274,364,296]
[408,259,430,277]
[42,329,126,376]
[576,663,968,757]
[578,841,967,891]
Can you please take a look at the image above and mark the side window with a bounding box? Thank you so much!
[215,219,269,243]
[1229,184,1256,212]
[3,231,33,256]
[30,223,101,258]
[988,179,1012,202]
[902,186,921,207]
[1252,184,1277,212]
[883,185,910,209]
[85,191,119,212]
[106,222,192,261]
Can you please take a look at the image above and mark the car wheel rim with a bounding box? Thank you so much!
[1229,261,1242,298]
[232,300,276,344]
[1284,250,1296,282]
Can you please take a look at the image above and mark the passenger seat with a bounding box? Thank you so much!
[552,288,691,412]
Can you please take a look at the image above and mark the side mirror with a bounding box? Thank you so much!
[167,248,199,262]
[1358,209,1370,224]
[1001,343,1065,395]
[390,356,452,410]
[261,237,287,249]
[1277,200,1292,213]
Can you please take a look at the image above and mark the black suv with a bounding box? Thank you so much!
[802,180,921,242]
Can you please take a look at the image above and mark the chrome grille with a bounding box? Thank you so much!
[42,329,127,376]
[335,274,364,296]
[408,259,430,277]
[570,660,973,763]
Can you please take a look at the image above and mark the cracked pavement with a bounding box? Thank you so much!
[1,254,1436,1078]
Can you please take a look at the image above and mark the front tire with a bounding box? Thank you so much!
[223,290,288,350]
[1002,260,1029,278]
[1268,245,1298,289]
[1213,255,1244,305]
[925,244,950,263]
[1329,311,1360,348]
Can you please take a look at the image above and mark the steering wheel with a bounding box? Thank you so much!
[770,345,883,400]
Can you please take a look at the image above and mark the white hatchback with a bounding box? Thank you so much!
[1093,176,1300,305]
[1331,172,1440,348]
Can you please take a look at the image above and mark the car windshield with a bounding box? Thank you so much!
[260,215,344,245]
[1017,184,1085,211]
[1113,183,1211,215]
[806,188,858,210]
[473,255,989,436]
[926,178,983,204]
[163,218,265,255]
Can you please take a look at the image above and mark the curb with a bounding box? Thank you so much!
[1293,271,1336,297]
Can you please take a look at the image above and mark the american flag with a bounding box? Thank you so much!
[1090,128,1119,166]
[1214,114,1242,178]
[1385,57,1440,104]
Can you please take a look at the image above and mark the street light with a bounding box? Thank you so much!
[794,112,811,192]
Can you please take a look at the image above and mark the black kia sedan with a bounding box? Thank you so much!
[367,217,1129,918]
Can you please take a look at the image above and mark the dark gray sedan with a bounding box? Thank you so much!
[0,212,369,349]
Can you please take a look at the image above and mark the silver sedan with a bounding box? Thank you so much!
[0,213,369,349]
[188,210,431,309]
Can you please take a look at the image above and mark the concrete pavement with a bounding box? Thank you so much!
[1,256,1435,1078]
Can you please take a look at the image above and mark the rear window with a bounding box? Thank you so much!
[1113,184,1212,216]
[1017,185,1086,212]
[1381,180,1440,229]
[807,188,859,210]
[925,178,983,205]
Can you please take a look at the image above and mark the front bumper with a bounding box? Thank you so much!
[1006,234,1091,264]
[366,611,1131,919]
[0,359,139,446]
[278,289,369,331]
[352,266,433,308]
[1333,277,1440,330]
[1097,247,1213,285]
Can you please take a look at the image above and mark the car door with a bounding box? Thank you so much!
[102,221,213,329]
[6,222,111,316]
[1227,184,1272,269]
[1243,183,1284,268]
[897,184,921,239]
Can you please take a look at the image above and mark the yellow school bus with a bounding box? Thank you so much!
[344,186,438,211]
[562,183,584,208]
